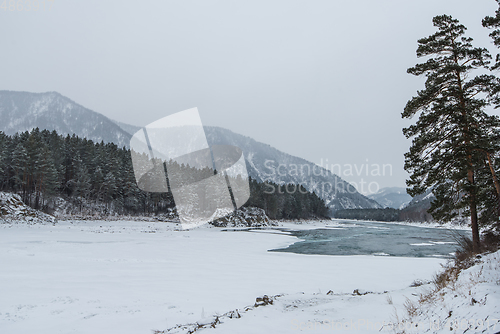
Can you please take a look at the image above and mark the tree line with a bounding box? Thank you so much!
[245,178,329,219]
[0,128,328,219]
[334,208,401,222]
[334,205,435,223]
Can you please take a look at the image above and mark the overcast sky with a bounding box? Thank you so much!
[1,0,498,193]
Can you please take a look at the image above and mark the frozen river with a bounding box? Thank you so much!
[268,220,470,258]
[0,219,450,333]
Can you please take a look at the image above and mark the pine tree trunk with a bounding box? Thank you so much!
[454,49,481,253]
[468,167,481,253]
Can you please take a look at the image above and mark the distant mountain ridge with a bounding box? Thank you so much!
[0,91,131,148]
[399,189,434,221]
[367,187,412,209]
[0,90,381,213]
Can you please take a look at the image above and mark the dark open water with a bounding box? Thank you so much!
[266,220,471,258]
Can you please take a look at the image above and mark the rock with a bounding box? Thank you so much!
[210,207,276,228]
[353,289,370,296]
[227,310,241,318]
[0,192,56,225]
[254,295,273,307]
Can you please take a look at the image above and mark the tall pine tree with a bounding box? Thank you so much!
[403,15,500,253]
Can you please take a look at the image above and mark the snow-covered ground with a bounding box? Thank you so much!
[391,250,500,334]
[0,220,497,333]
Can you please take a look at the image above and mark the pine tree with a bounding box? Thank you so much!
[35,145,59,208]
[72,156,92,201]
[0,132,6,186]
[403,15,500,253]
[483,0,500,70]
[11,142,28,195]
[102,171,117,204]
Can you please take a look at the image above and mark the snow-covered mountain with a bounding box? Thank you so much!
[205,127,381,212]
[367,187,412,209]
[399,189,435,221]
[0,90,381,213]
[113,122,381,213]
[0,91,131,148]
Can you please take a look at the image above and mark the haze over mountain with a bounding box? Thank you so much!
[399,189,435,222]
[0,90,381,213]
[367,187,412,209]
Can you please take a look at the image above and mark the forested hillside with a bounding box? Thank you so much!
[333,208,400,222]
[0,129,328,219]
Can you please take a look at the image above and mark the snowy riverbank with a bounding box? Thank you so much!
[1,219,497,333]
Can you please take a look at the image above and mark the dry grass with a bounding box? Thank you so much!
[451,234,477,269]
[391,233,500,333]
[403,297,418,319]
[386,294,393,305]
[432,265,460,292]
